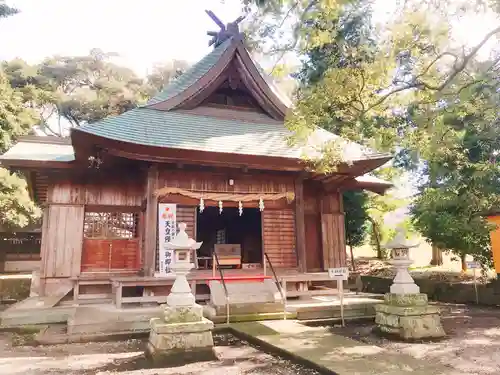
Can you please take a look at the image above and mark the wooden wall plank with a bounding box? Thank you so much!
[262,209,296,268]
[81,239,140,272]
[42,205,84,278]
[320,191,346,269]
[157,169,295,194]
[177,206,197,238]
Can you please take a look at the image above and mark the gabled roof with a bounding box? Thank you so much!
[69,35,390,173]
[140,35,289,119]
[145,38,234,107]
[0,32,391,180]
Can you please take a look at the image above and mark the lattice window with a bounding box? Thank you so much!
[84,211,139,239]
[216,228,226,244]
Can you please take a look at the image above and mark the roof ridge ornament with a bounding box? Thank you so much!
[206,10,245,48]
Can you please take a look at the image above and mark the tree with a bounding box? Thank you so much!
[0,1,17,19]
[146,60,189,94]
[247,0,500,267]
[0,70,41,228]
[343,190,369,269]
[3,52,189,135]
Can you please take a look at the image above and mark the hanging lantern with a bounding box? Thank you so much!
[219,200,223,214]
[199,197,205,213]
[238,201,243,216]
[259,197,265,212]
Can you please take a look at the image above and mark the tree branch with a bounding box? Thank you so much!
[364,25,500,113]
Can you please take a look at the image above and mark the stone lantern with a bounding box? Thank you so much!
[386,230,420,295]
[147,223,216,364]
[374,229,445,340]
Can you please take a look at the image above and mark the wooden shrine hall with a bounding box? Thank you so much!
[0,13,392,309]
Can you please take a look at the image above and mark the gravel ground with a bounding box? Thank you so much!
[327,303,500,375]
[0,332,321,375]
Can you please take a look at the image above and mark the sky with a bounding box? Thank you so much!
[0,0,243,76]
[1,0,498,76]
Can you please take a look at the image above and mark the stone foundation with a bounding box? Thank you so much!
[147,304,217,364]
[375,293,445,340]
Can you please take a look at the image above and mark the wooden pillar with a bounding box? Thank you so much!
[320,190,346,269]
[144,165,159,276]
[295,177,307,272]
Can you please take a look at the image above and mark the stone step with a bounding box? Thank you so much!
[209,279,282,307]
[209,311,296,324]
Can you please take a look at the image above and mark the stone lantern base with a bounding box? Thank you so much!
[374,293,445,340]
[146,304,217,365]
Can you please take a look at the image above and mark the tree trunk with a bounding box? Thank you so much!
[368,217,382,259]
[350,244,356,271]
[430,245,443,266]
[461,254,467,273]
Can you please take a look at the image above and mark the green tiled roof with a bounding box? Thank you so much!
[75,108,386,161]
[145,38,233,106]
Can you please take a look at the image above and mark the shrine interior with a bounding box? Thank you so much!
[196,206,263,267]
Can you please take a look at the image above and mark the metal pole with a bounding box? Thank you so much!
[339,280,345,327]
[473,268,479,304]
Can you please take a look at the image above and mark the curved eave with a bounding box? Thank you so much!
[71,128,388,175]
[71,128,305,172]
[0,159,74,169]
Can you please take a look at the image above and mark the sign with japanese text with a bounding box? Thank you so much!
[466,261,480,269]
[158,203,177,276]
[328,267,349,281]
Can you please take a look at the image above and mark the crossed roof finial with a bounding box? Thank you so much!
[206,10,245,48]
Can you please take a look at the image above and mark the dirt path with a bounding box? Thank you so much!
[328,304,500,375]
[0,332,320,375]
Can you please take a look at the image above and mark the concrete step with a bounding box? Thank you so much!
[291,296,382,321]
[1,298,75,328]
[67,304,162,335]
[35,323,147,345]
[210,311,296,324]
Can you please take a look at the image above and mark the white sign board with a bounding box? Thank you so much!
[328,267,349,281]
[466,261,480,269]
[158,203,177,276]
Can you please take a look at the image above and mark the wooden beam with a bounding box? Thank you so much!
[294,177,307,272]
[144,165,159,276]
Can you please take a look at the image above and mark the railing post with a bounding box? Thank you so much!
[213,252,230,325]
[264,252,286,320]
[212,253,216,278]
[263,253,267,276]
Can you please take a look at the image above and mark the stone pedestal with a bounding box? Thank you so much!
[146,304,216,365]
[375,293,445,340]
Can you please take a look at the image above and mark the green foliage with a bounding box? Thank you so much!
[0,1,17,19]
[0,70,41,228]
[147,60,189,95]
[249,0,500,266]
[0,168,41,229]
[2,51,189,134]
[0,71,37,152]
[343,190,369,247]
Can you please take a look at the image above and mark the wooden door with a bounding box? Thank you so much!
[305,213,323,271]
